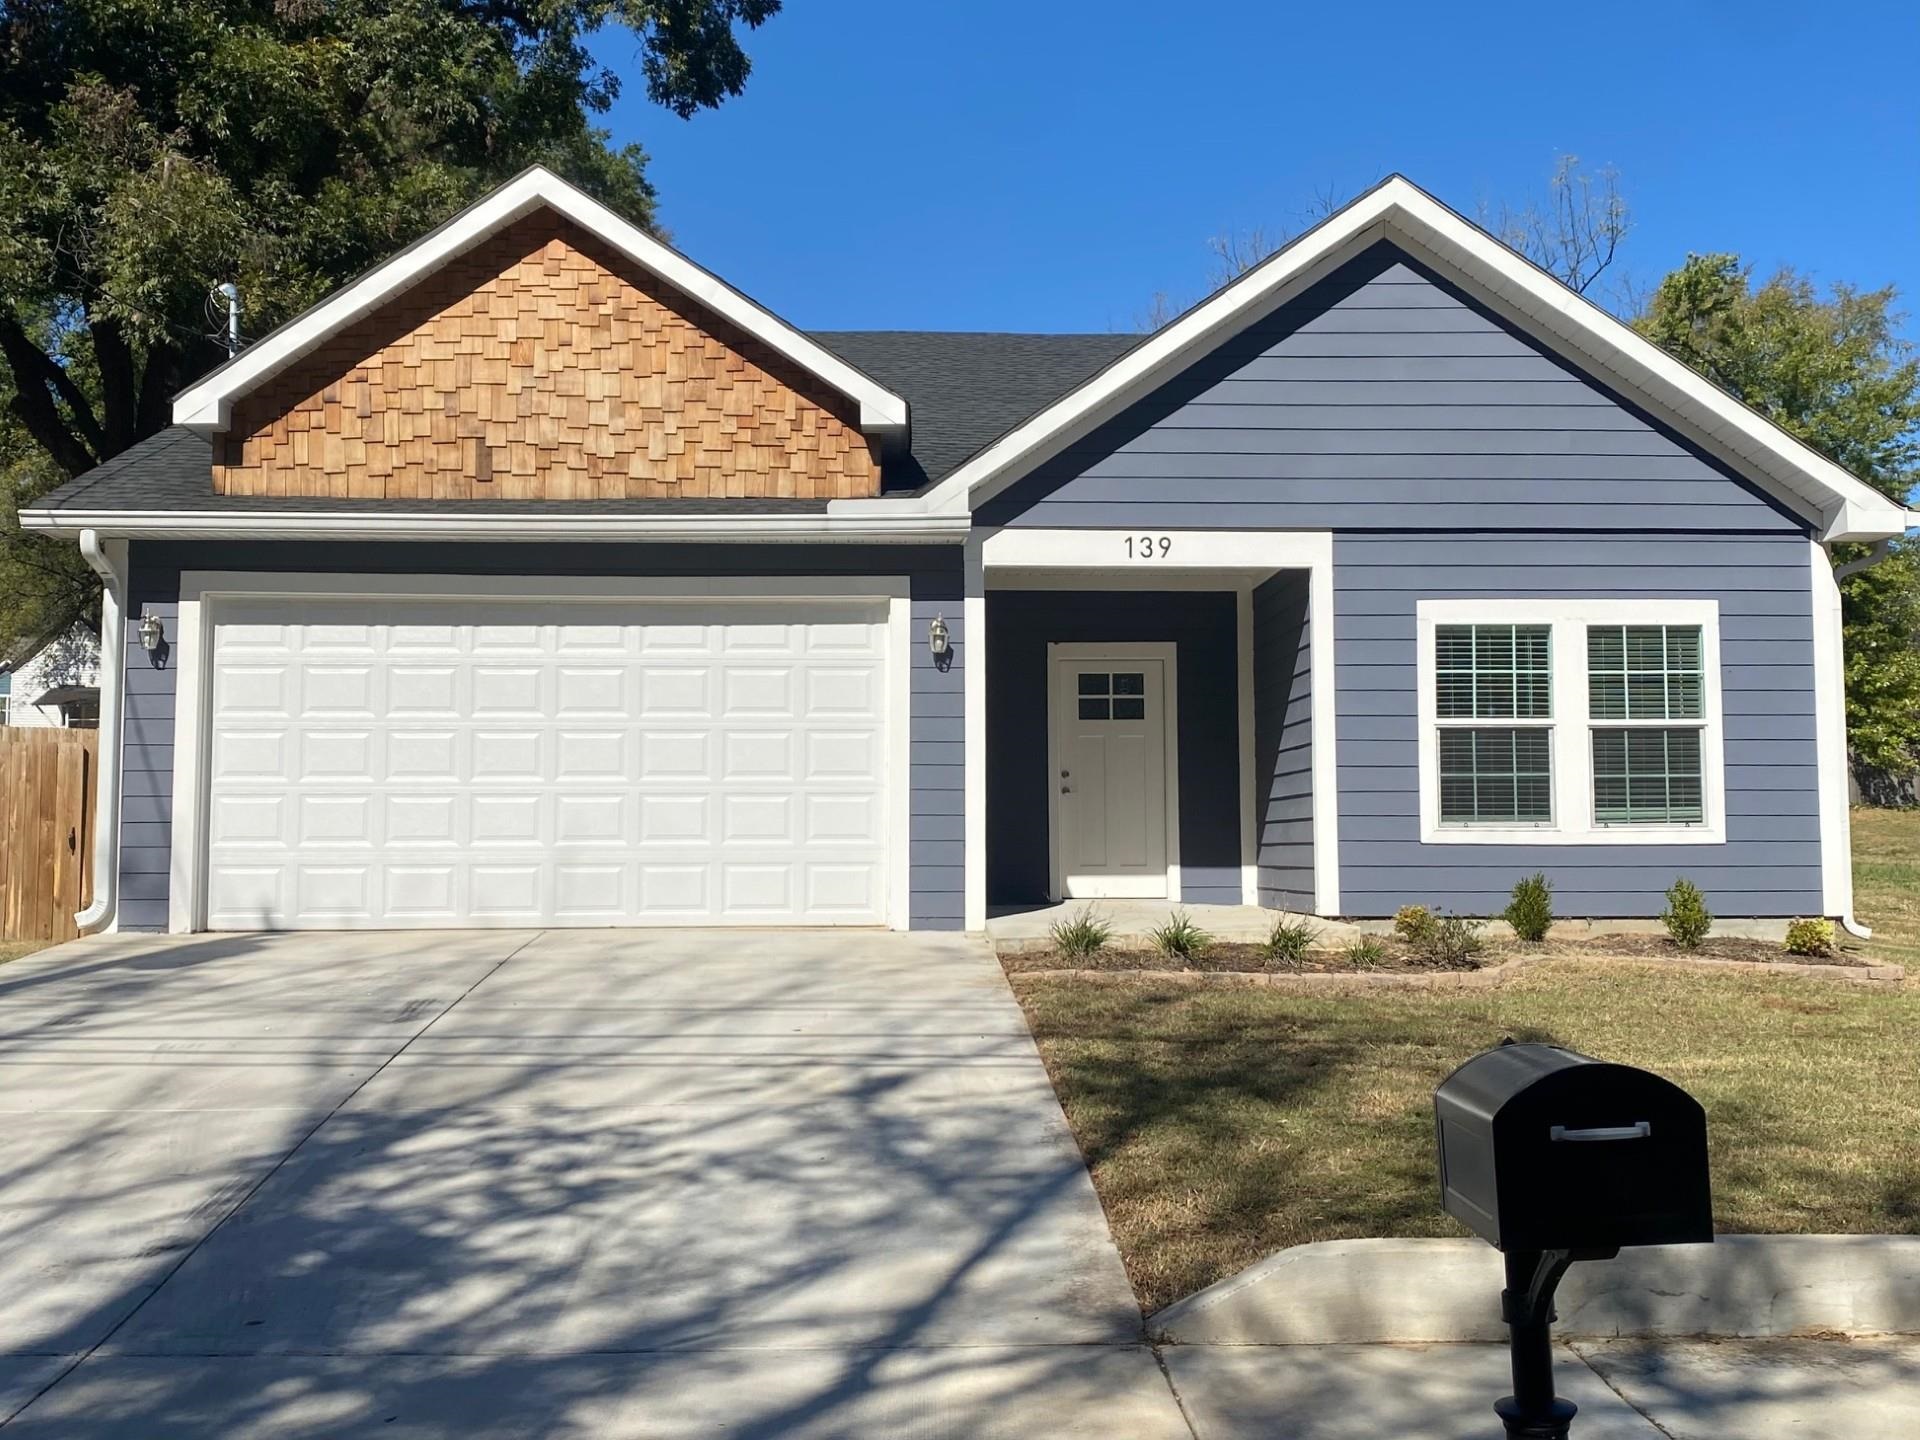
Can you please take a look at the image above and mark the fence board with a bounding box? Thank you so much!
[1,728,99,943]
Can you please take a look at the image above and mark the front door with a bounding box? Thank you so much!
[1051,652,1171,898]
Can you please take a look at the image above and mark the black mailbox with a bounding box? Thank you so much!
[1435,1042,1712,1253]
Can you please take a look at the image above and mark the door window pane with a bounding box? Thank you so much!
[1077,697,1110,720]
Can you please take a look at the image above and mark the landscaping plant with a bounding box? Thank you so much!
[1503,873,1555,943]
[1784,917,1836,958]
[1342,936,1388,967]
[1048,907,1112,961]
[1663,879,1713,950]
[1149,910,1213,961]
[1393,905,1436,945]
[1262,913,1321,966]
[1413,914,1487,967]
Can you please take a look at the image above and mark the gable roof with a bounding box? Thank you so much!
[25,333,1133,528]
[171,166,910,444]
[815,332,1136,484]
[915,176,1913,542]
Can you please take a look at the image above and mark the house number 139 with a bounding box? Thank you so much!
[1126,535,1172,559]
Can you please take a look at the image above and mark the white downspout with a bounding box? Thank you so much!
[75,529,124,934]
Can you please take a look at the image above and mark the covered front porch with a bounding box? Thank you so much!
[962,529,1339,930]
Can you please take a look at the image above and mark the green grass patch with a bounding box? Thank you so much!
[1014,808,1920,1316]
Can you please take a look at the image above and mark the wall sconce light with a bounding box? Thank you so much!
[138,611,165,653]
[928,614,950,660]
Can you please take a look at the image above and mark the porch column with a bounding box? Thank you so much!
[963,531,989,930]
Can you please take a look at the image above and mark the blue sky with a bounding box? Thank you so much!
[593,1,1918,336]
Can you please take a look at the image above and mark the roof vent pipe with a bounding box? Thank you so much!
[212,283,242,358]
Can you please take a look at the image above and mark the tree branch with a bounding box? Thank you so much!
[90,315,140,454]
[0,313,100,477]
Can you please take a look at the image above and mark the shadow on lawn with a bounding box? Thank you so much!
[0,931,1144,1438]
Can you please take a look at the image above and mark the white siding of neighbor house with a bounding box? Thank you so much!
[3,623,100,728]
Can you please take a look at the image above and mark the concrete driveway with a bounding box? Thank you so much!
[0,929,1189,1437]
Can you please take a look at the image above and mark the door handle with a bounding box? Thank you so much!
[1060,785,1072,794]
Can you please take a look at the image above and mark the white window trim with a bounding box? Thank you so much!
[168,571,913,934]
[1415,598,1725,846]
[1045,642,1182,903]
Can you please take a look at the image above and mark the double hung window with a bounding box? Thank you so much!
[1417,601,1722,844]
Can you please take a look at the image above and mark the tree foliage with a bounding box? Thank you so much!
[0,0,779,644]
[1637,253,1920,771]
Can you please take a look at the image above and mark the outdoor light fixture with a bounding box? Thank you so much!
[137,611,165,653]
[928,614,950,659]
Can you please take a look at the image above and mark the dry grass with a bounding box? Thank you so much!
[0,940,47,967]
[1852,806,1920,973]
[1013,807,1920,1316]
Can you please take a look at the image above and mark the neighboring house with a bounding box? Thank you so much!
[1,620,101,729]
[22,169,1915,936]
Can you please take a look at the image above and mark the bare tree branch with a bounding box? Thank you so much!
[1481,155,1631,295]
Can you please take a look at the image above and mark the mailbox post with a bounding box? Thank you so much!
[1434,1043,1712,1439]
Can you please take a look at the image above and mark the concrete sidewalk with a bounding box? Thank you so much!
[1161,1337,1920,1439]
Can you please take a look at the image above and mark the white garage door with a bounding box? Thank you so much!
[203,597,894,929]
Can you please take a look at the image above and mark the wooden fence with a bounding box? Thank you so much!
[0,728,97,943]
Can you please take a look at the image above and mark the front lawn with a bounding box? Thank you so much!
[1013,807,1920,1316]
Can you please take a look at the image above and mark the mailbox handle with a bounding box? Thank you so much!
[1550,1121,1651,1143]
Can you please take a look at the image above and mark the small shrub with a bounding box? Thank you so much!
[1413,913,1487,967]
[1048,906,1112,960]
[1343,936,1388,968]
[1662,879,1713,950]
[1393,905,1437,945]
[1262,913,1321,965]
[1149,910,1213,961]
[1783,917,1836,958]
[1503,873,1555,943]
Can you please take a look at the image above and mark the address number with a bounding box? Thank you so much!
[1125,534,1173,560]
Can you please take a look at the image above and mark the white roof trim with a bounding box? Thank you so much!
[171,166,909,439]
[17,507,967,545]
[920,176,1911,543]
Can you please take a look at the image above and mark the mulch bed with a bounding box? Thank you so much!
[999,931,1869,976]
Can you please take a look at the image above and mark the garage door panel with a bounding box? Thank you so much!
[205,598,893,929]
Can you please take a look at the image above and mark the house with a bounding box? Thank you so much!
[1,619,102,729]
[21,169,1915,937]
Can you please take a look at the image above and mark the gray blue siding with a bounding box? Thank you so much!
[1333,532,1822,916]
[113,541,966,932]
[977,245,1805,535]
[982,241,1824,918]
[985,590,1241,906]
[1252,573,1313,908]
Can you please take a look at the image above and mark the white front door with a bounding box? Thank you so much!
[1051,652,1172,898]
[202,596,894,929]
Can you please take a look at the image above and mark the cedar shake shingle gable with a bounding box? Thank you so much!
[213,212,882,502]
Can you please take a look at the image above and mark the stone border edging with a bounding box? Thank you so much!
[1009,951,1905,989]
[1148,1235,1920,1343]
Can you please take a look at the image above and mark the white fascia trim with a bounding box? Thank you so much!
[19,509,968,544]
[169,571,913,934]
[170,166,909,438]
[921,176,1909,543]
[1414,597,1727,847]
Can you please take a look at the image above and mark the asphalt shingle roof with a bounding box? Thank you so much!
[30,331,1140,515]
